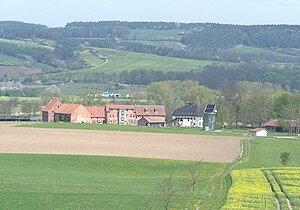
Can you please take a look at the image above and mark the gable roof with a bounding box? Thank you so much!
[140,116,166,123]
[86,106,105,118]
[43,98,61,111]
[106,104,135,110]
[53,104,81,114]
[262,119,299,127]
[135,105,166,116]
[172,104,202,117]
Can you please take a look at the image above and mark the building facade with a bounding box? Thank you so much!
[171,103,203,128]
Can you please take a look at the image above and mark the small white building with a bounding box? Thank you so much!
[249,128,268,137]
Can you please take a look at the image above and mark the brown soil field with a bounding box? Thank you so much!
[0,66,41,76]
[0,123,242,163]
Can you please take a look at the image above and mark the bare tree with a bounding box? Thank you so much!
[156,175,178,210]
[185,163,201,197]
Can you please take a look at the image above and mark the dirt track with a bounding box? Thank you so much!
[0,123,242,163]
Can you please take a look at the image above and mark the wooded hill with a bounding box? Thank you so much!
[1,21,300,90]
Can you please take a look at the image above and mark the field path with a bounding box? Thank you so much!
[0,123,241,162]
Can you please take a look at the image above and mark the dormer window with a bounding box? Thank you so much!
[144,108,148,113]
[154,108,158,113]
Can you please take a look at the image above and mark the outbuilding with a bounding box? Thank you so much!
[249,128,268,137]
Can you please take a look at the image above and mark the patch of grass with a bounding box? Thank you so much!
[19,122,247,137]
[236,138,300,169]
[0,154,224,209]
[80,50,106,67]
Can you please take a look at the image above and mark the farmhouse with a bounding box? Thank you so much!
[53,104,92,124]
[138,116,166,127]
[85,106,105,124]
[249,128,268,137]
[170,103,203,128]
[42,98,62,122]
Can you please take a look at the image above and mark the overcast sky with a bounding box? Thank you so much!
[0,0,299,27]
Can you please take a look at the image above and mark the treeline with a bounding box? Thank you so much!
[182,24,300,49]
[147,80,300,129]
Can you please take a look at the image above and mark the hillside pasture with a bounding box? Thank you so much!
[78,48,233,73]
[0,66,41,76]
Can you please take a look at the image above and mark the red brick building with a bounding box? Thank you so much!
[42,98,62,122]
[53,104,92,124]
[85,106,105,124]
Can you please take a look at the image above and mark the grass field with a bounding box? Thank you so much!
[76,48,233,73]
[126,40,186,50]
[19,122,249,137]
[0,38,54,50]
[236,138,300,169]
[0,154,225,209]
[0,54,55,71]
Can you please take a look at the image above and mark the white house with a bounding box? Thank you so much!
[171,103,203,128]
[249,128,268,137]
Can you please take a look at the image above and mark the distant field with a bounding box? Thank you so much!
[0,54,56,72]
[0,154,224,209]
[77,48,233,73]
[0,96,40,102]
[126,40,186,50]
[0,38,54,50]
[0,66,41,76]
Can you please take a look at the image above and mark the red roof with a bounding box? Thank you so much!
[54,104,81,114]
[135,105,166,116]
[106,104,135,110]
[86,106,105,118]
[43,98,61,111]
[141,116,166,123]
[262,119,299,127]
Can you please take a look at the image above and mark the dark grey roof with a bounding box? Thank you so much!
[172,104,202,117]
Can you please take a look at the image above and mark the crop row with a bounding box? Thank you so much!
[222,169,277,209]
[272,168,300,209]
[263,170,289,210]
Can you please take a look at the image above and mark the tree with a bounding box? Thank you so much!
[21,101,41,117]
[156,175,178,210]
[280,152,290,167]
[185,163,201,197]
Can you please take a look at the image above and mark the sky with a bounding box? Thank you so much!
[0,0,299,27]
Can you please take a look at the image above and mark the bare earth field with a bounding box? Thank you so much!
[0,123,241,163]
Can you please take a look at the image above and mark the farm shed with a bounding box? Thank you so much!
[138,116,166,127]
[249,128,268,137]
[53,104,92,124]
[42,98,62,122]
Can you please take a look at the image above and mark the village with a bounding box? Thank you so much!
[42,98,218,131]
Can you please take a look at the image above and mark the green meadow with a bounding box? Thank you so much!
[0,154,224,209]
